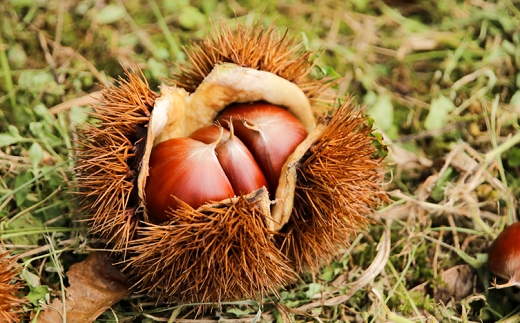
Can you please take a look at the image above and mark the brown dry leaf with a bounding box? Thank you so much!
[38,252,130,323]
[411,264,474,303]
[434,264,474,302]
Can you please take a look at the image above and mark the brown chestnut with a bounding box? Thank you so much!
[146,102,308,223]
[217,102,308,193]
[488,221,520,289]
[189,123,268,195]
[145,137,234,223]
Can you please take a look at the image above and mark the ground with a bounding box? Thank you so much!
[1,0,520,322]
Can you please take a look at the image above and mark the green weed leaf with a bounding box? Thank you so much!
[9,0,33,8]
[8,215,44,245]
[97,4,126,24]
[18,71,65,96]
[0,126,24,147]
[27,286,51,306]
[69,106,90,124]
[305,283,322,299]
[424,95,455,131]
[164,0,189,12]
[510,90,520,107]
[33,104,56,125]
[147,58,168,80]
[430,167,454,202]
[8,125,21,137]
[507,147,520,167]
[318,66,341,78]
[29,142,44,171]
[367,93,397,138]
[178,6,205,29]
[22,268,41,288]
[14,171,33,207]
[8,44,27,68]
[0,133,21,147]
[226,307,254,316]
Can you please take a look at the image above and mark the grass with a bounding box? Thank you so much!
[1,0,520,322]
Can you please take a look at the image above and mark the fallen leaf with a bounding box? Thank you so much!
[434,264,474,302]
[37,252,130,323]
[411,264,474,303]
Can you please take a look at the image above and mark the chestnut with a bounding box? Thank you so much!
[146,102,308,223]
[488,222,520,289]
[217,102,308,193]
[189,123,268,196]
[145,137,234,223]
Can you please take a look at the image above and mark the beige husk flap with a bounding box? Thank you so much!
[270,123,326,231]
[136,86,188,222]
[153,63,315,146]
[137,63,321,230]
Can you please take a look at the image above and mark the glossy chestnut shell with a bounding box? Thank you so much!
[217,102,308,193]
[189,125,268,195]
[488,221,520,287]
[145,137,234,223]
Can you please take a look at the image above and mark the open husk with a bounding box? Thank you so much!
[75,21,387,303]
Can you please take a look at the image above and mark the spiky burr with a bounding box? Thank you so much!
[75,21,387,304]
[0,250,26,323]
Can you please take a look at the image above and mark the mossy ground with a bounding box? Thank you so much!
[1,0,520,322]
